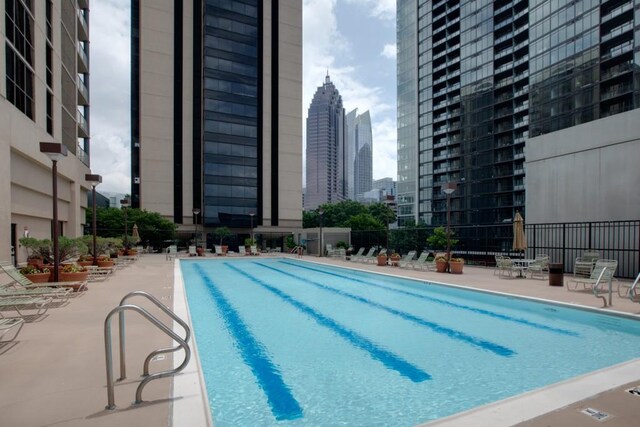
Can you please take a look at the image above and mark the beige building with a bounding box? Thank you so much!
[132,0,303,243]
[1,0,92,263]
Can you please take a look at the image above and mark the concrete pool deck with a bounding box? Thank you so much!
[1,253,639,426]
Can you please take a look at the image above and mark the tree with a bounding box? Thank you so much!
[345,213,384,231]
[303,200,368,228]
[91,207,176,249]
[212,226,232,245]
[426,226,458,251]
[367,202,396,226]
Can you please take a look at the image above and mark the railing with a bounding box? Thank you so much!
[104,292,191,409]
[351,220,639,278]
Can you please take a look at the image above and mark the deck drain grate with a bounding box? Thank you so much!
[580,408,610,421]
[626,386,640,397]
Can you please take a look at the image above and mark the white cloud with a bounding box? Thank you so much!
[89,0,131,193]
[372,117,397,180]
[381,43,396,59]
[345,0,396,20]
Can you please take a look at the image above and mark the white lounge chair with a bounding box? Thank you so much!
[568,260,617,292]
[573,251,599,277]
[188,245,197,257]
[0,317,24,342]
[527,256,549,279]
[398,251,417,268]
[165,245,177,260]
[355,247,375,263]
[349,247,366,261]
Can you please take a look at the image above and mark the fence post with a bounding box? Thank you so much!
[562,223,566,272]
[588,222,592,249]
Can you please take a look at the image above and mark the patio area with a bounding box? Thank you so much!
[1,253,638,426]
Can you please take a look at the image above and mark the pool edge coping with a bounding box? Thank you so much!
[172,259,214,427]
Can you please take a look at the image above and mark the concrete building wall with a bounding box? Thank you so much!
[1,1,92,263]
[526,109,640,223]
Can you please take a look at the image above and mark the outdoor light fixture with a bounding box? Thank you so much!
[85,174,102,266]
[442,182,457,273]
[120,198,130,248]
[318,209,324,257]
[249,212,255,245]
[40,142,68,282]
[193,208,201,249]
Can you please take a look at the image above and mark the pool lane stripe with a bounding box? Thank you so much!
[279,260,578,337]
[193,264,303,421]
[224,263,431,383]
[255,262,515,357]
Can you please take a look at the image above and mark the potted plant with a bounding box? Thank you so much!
[377,251,388,266]
[97,255,115,268]
[449,257,464,274]
[435,253,448,273]
[59,263,89,289]
[19,265,51,283]
[213,227,231,254]
[389,252,401,266]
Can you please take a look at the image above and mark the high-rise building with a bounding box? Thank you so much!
[1,0,92,263]
[132,1,303,234]
[305,73,345,210]
[353,110,373,201]
[345,108,373,201]
[397,0,640,227]
[373,177,396,197]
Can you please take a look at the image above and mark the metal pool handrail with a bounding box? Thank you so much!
[118,290,191,377]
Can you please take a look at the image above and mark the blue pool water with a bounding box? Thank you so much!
[180,259,640,426]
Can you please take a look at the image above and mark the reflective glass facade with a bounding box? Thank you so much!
[401,0,640,229]
[202,0,260,226]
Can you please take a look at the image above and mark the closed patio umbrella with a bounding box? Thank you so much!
[512,211,527,253]
[131,223,141,244]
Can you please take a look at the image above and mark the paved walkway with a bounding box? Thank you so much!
[1,254,638,426]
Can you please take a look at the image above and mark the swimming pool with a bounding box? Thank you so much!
[179,258,640,426]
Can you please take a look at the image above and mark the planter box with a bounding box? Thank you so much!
[24,272,51,283]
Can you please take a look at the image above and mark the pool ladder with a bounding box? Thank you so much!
[103,291,191,410]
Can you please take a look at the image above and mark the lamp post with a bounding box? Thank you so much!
[120,198,130,250]
[249,212,255,244]
[193,208,200,249]
[318,208,324,257]
[442,182,457,273]
[40,142,68,282]
[85,174,102,266]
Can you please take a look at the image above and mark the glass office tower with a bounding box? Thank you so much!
[398,0,640,228]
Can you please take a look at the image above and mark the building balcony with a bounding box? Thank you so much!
[77,44,89,73]
[77,76,89,105]
[601,40,634,60]
[602,2,633,23]
[77,110,89,138]
[77,8,89,41]
[601,21,633,43]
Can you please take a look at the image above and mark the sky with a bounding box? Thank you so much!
[89,0,397,193]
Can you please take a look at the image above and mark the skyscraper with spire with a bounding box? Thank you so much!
[305,73,345,210]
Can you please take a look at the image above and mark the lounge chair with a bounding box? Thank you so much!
[402,252,428,269]
[0,261,87,293]
[250,245,260,256]
[0,295,52,318]
[0,317,24,342]
[568,260,617,292]
[188,245,197,257]
[85,265,114,282]
[398,251,417,268]
[214,245,226,256]
[415,253,437,271]
[0,283,72,303]
[355,247,375,263]
[365,248,386,264]
[349,247,365,261]
[573,251,599,277]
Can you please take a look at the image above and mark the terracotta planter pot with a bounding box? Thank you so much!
[24,272,52,283]
[377,255,388,266]
[435,260,447,273]
[59,270,90,283]
[126,249,138,256]
[77,260,94,267]
[97,260,114,268]
[449,260,464,274]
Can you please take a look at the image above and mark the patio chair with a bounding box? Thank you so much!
[349,247,366,261]
[497,256,525,278]
[188,245,197,257]
[85,265,113,282]
[0,317,24,342]
[527,256,549,279]
[398,251,417,268]
[214,245,226,256]
[573,251,599,277]
[0,283,72,303]
[493,255,504,276]
[568,260,617,292]
[165,245,177,260]
[250,245,260,256]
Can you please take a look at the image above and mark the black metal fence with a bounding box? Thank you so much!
[352,220,640,278]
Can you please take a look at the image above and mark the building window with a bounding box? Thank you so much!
[46,91,53,135]
[5,0,35,120]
